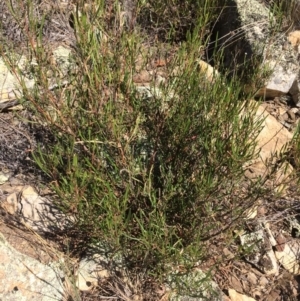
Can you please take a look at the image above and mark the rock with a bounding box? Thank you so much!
[20,186,74,233]
[167,268,222,301]
[246,272,257,285]
[244,205,258,219]
[228,289,256,301]
[288,30,300,48]
[50,46,74,79]
[1,192,18,215]
[0,232,63,301]
[239,229,279,275]
[264,226,300,274]
[286,216,300,238]
[255,60,298,99]
[0,172,9,184]
[265,290,281,301]
[0,185,73,233]
[210,0,269,73]
[275,236,300,275]
[0,46,73,110]
[223,248,235,260]
[211,0,300,103]
[76,256,109,291]
[75,242,126,292]
[255,103,293,163]
[0,55,35,105]
[257,205,268,217]
[272,162,294,195]
[252,290,262,300]
[240,1,300,104]
[229,275,243,293]
[197,60,219,83]
[244,105,293,181]
[259,276,269,286]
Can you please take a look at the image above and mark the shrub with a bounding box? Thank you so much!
[1,0,292,297]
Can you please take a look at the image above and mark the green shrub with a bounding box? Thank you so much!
[1,0,290,296]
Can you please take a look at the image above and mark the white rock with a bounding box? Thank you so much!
[256,61,298,99]
[228,289,256,301]
[240,229,278,275]
[197,60,219,83]
[0,55,35,103]
[236,0,270,20]
[0,233,64,301]
[168,268,222,301]
[2,192,18,215]
[0,172,9,184]
[0,185,74,233]
[275,241,300,275]
[19,186,55,231]
[0,46,73,105]
[259,276,269,286]
[76,256,109,291]
[218,1,300,103]
[51,46,73,79]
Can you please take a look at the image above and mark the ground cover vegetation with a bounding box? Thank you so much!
[1,0,300,299]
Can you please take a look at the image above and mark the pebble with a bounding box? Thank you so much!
[247,272,258,285]
[259,276,269,286]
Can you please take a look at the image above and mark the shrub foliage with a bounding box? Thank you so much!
[2,0,293,295]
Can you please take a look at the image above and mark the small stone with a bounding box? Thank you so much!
[76,257,109,291]
[275,233,286,252]
[288,31,300,48]
[223,248,235,260]
[0,173,9,184]
[197,59,219,83]
[46,70,53,78]
[241,280,250,292]
[247,105,293,171]
[287,109,296,122]
[278,112,289,122]
[265,290,281,301]
[1,192,18,215]
[275,239,300,274]
[228,289,256,301]
[257,205,267,217]
[253,291,261,299]
[259,276,269,286]
[18,185,73,233]
[240,228,278,275]
[283,121,292,129]
[260,249,279,275]
[290,107,299,114]
[229,276,243,293]
[245,206,258,219]
[247,272,257,285]
[133,70,152,83]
